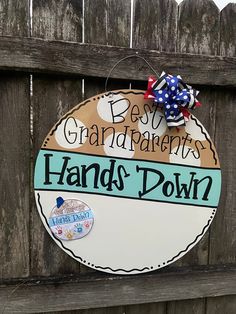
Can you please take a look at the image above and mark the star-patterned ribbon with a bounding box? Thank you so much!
[144,72,201,128]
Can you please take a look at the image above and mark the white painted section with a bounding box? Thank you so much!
[36,190,214,274]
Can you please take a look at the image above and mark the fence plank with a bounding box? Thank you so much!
[0,0,29,36]
[207,295,236,314]
[0,37,235,87]
[174,0,219,267]
[125,303,166,314]
[206,88,236,314]
[44,306,125,314]
[84,0,131,102]
[0,37,236,86]
[219,3,236,57]
[0,0,30,279]
[130,1,178,312]
[82,1,131,298]
[178,0,219,54]
[31,0,83,276]
[83,0,132,290]
[168,0,220,313]
[167,299,205,314]
[133,0,177,52]
[207,7,236,313]
[81,1,130,294]
[107,0,131,47]
[106,0,131,91]
[1,265,236,313]
[83,0,107,102]
[80,306,124,314]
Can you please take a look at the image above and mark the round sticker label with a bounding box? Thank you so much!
[49,197,94,241]
[34,90,221,275]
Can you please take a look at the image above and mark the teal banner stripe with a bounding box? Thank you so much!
[48,210,93,227]
[34,149,221,207]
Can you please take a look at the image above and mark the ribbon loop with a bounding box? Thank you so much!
[144,72,201,128]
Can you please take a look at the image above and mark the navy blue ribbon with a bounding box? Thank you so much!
[145,72,201,128]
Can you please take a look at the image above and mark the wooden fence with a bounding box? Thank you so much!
[0,0,236,313]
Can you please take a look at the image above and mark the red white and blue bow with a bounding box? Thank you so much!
[144,72,201,128]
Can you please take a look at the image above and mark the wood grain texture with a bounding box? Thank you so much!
[208,0,236,267]
[131,1,177,312]
[106,0,131,90]
[219,4,236,57]
[208,89,236,262]
[107,0,131,47]
[0,265,236,313]
[83,0,131,285]
[83,0,107,101]
[206,3,236,313]
[206,87,236,313]
[73,0,107,275]
[83,0,130,279]
[32,0,82,42]
[80,306,125,314]
[0,74,30,279]
[31,0,83,276]
[171,0,219,270]
[133,0,178,52]
[0,0,30,279]
[167,299,205,314]
[207,295,236,314]
[125,303,166,314]
[168,0,220,312]
[82,0,131,282]
[0,37,236,86]
[84,0,107,45]
[0,0,29,37]
[41,306,125,314]
[178,0,219,55]
[84,0,131,102]
[169,86,217,269]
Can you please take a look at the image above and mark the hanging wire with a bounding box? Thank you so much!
[104,54,160,92]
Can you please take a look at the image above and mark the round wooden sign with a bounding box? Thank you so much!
[34,90,221,275]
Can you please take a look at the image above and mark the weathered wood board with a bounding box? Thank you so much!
[0,265,236,313]
[0,0,236,313]
[0,0,30,280]
[0,37,235,87]
[31,0,83,276]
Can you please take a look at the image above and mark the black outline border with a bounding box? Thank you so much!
[36,90,220,274]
